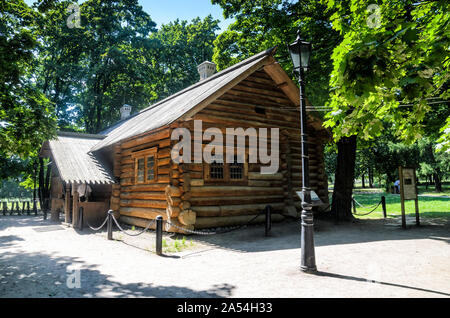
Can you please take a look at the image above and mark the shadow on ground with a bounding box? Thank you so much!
[0,249,234,298]
[181,216,450,253]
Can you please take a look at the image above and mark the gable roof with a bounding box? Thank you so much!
[90,47,278,152]
[41,132,115,185]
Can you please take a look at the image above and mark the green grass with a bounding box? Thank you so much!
[348,192,450,220]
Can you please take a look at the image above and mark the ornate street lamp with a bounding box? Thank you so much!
[288,31,317,272]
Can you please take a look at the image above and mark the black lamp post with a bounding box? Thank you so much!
[288,31,317,272]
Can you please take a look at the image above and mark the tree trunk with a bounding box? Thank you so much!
[433,171,443,192]
[361,174,365,188]
[368,167,374,188]
[331,135,357,222]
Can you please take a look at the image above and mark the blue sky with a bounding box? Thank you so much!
[25,0,234,31]
[138,0,234,31]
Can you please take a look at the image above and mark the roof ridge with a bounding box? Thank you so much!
[137,47,277,115]
[97,47,277,136]
[57,131,105,139]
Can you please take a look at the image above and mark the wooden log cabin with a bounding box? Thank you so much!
[40,48,330,233]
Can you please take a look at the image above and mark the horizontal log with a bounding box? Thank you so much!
[192,202,285,217]
[120,199,167,209]
[120,207,166,220]
[121,128,171,150]
[190,195,284,207]
[121,183,170,192]
[120,192,166,200]
[190,186,283,197]
[248,172,283,180]
[165,185,182,197]
[195,213,284,229]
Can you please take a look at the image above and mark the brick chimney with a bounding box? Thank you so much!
[197,61,216,81]
[120,104,132,120]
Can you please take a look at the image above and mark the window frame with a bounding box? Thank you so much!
[204,152,248,184]
[131,147,158,184]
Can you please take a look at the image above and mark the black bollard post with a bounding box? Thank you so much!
[9,202,13,215]
[265,205,272,237]
[107,210,113,240]
[16,202,20,215]
[27,201,30,215]
[2,202,6,216]
[78,207,84,231]
[381,196,386,218]
[156,215,163,256]
[22,201,26,215]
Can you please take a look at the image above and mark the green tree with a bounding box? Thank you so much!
[149,15,220,101]
[0,0,57,156]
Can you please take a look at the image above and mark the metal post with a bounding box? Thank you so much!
[78,207,84,231]
[298,67,316,272]
[2,202,6,215]
[22,201,26,215]
[9,202,13,215]
[27,201,30,215]
[381,196,386,218]
[16,202,21,215]
[107,210,113,240]
[265,205,272,237]
[156,215,163,256]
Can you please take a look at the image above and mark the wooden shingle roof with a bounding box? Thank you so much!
[91,47,277,152]
[43,132,115,185]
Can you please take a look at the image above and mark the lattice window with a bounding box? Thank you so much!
[132,147,158,184]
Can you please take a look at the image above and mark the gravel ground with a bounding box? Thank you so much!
[0,215,449,298]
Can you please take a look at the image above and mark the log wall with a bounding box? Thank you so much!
[114,69,329,232]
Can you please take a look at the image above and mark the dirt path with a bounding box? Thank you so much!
[0,215,449,298]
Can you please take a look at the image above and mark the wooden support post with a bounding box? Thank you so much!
[64,184,71,224]
[72,188,79,228]
[414,169,420,226]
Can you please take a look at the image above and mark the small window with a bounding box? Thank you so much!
[210,158,224,180]
[137,158,145,183]
[204,153,247,183]
[132,147,158,184]
[229,155,243,180]
[146,155,155,181]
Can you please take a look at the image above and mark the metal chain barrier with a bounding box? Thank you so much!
[164,209,266,235]
[351,199,382,216]
[110,213,156,236]
[353,197,380,210]
[86,215,109,231]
